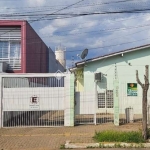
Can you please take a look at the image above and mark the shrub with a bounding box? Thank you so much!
[93,130,145,143]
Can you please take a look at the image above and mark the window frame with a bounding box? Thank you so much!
[0,39,21,70]
[98,90,114,109]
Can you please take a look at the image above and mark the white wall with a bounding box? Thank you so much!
[75,91,95,115]
[3,87,65,111]
[48,48,65,73]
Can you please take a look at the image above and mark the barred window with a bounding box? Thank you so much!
[98,90,113,108]
[0,27,21,70]
[106,90,113,108]
[0,41,9,58]
[0,41,21,70]
[98,92,105,108]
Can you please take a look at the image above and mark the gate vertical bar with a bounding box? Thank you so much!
[94,81,97,125]
[114,64,119,126]
[114,80,119,126]
[0,76,3,128]
[64,73,74,126]
[70,74,75,126]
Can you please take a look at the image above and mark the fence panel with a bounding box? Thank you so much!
[2,76,66,127]
[75,81,144,125]
[75,83,114,125]
[75,91,95,124]
[119,82,142,125]
[96,83,114,124]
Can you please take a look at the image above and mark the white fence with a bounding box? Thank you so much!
[75,91,96,124]
[0,73,74,128]
[3,88,65,111]
[74,82,150,125]
[1,73,150,128]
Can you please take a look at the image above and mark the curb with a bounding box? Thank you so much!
[65,141,150,149]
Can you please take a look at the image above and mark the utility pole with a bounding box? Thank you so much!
[136,65,149,140]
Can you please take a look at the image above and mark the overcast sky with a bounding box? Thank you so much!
[0,0,150,68]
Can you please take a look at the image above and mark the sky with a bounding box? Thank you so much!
[0,0,150,68]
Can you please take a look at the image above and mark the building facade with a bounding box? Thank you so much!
[0,20,64,73]
[71,44,150,121]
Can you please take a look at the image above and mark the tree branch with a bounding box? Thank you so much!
[136,70,144,88]
[145,65,149,80]
[144,66,149,90]
[136,65,149,140]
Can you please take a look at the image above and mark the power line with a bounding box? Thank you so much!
[29,0,85,23]
[25,22,150,40]
[0,12,148,29]
[67,36,150,52]
[1,32,150,61]
[1,19,149,43]
[0,0,85,36]
[1,8,148,22]
[29,13,150,31]
[16,27,150,52]
[0,0,141,10]
[1,7,150,18]
[1,13,150,51]
[0,0,140,15]
[1,13,150,52]
[0,0,150,53]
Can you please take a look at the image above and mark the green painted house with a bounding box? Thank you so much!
[70,44,150,125]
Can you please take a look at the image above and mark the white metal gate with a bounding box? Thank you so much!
[74,90,114,125]
[0,73,73,128]
[75,91,95,124]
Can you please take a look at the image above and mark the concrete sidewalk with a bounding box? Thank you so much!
[0,122,142,150]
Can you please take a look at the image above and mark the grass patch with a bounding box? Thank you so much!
[93,130,145,143]
[60,144,65,149]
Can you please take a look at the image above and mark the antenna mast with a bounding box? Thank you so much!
[71,56,74,67]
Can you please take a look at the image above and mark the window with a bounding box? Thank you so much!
[0,27,21,70]
[98,90,113,108]
[10,41,21,58]
[98,92,105,108]
[0,41,21,70]
[106,90,113,108]
[0,41,9,58]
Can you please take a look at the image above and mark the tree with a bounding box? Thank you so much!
[136,65,149,140]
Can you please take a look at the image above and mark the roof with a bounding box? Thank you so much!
[75,44,150,67]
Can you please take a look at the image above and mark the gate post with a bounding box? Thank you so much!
[113,79,119,126]
[64,73,74,126]
[0,76,2,128]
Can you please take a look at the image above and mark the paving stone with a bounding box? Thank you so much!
[0,122,142,150]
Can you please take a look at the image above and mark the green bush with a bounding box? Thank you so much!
[93,130,145,143]
[148,128,150,138]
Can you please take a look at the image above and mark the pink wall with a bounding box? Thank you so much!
[0,20,48,73]
[0,20,25,73]
[25,22,48,73]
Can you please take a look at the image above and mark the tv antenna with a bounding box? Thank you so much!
[81,48,88,60]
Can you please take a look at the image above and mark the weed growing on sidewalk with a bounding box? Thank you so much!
[60,144,65,149]
[93,130,145,143]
